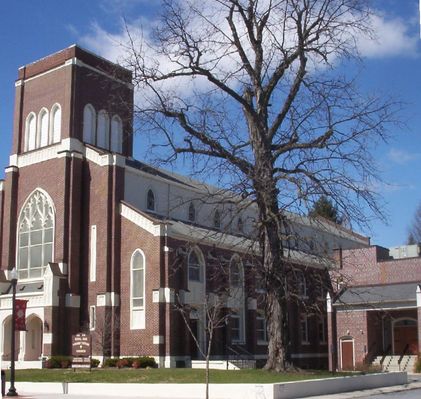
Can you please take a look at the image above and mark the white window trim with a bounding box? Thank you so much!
[50,103,62,144]
[83,104,96,145]
[38,107,49,148]
[130,249,146,330]
[16,188,55,282]
[89,305,96,330]
[25,112,37,152]
[256,311,268,345]
[188,247,204,283]
[89,225,97,282]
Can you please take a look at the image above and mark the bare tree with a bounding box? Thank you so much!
[175,293,229,399]
[123,0,398,371]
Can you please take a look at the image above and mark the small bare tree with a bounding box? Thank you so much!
[122,0,399,370]
[175,292,229,399]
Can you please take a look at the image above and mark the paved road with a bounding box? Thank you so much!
[360,388,421,398]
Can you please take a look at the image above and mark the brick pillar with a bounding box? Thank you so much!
[327,293,337,371]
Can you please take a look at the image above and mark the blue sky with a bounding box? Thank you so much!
[0,0,420,248]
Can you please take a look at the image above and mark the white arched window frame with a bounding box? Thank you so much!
[111,115,123,153]
[38,108,49,148]
[130,249,145,329]
[25,112,37,152]
[97,110,110,150]
[229,255,245,343]
[17,189,55,280]
[83,104,96,145]
[50,103,61,144]
[146,189,155,211]
[188,248,203,282]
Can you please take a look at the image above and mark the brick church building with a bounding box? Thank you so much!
[0,46,370,369]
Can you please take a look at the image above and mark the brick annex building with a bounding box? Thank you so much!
[0,46,371,369]
[329,244,421,372]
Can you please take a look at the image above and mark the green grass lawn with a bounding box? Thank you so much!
[8,368,345,384]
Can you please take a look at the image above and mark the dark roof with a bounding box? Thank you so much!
[335,282,419,306]
[126,159,196,188]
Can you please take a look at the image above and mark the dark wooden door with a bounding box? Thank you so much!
[341,340,354,370]
[394,326,418,355]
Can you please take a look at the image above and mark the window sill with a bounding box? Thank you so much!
[257,340,268,346]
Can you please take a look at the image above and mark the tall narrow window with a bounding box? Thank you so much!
[237,217,244,233]
[25,113,37,151]
[111,115,123,153]
[318,316,327,344]
[231,310,241,342]
[89,225,97,282]
[229,255,245,343]
[97,110,110,149]
[89,306,96,330]
[297,271,307,297]
[213,209,221,229]
[17,190,54,279]
[146,189,155,211]
[131,250,145,329]
[256,311,268,343]
[230,257,242,288]
[188,249,201,282]
[50,104,61,144]
[188,202,196,222]
[300,314,310,344]
[38,108,49,148]
[83,104,96,145]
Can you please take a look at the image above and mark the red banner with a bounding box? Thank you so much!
[14,299,28,331]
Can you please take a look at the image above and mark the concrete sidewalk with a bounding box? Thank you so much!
[307,374,421,399]
[8,374,421,399]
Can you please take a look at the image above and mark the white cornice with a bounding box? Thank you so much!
[73,58,133,89]
[120,203,163,237]
[9,138,125,169]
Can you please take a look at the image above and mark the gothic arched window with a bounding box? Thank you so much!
[188,248,202,282]
[38,108,49,148]
[213,209,221,229]
[17,190,55,279]
[50,104,61,144]
[83,104,96,145]
[146,189,155,211]
[97,110,110,149]
[111,115,123,153]
[25,113,37,151]
[131,249,145,329]
[188,202,196,222]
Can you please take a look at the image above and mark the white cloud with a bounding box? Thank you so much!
[78,1,420,103]
[356,13,418,58]
[388,148,421,165]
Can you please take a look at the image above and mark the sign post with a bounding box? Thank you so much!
[72,333,91,370]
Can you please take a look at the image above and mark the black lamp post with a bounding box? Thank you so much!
[7,267,18,397]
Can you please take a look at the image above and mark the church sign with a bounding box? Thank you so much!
[72,333,91,369]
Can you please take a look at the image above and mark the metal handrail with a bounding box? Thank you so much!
[398,344,410,366]
[380,344,392,366]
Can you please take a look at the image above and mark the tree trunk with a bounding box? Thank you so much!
[252,142,289,371]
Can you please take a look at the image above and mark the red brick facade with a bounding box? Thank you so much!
[0,46,369,369]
